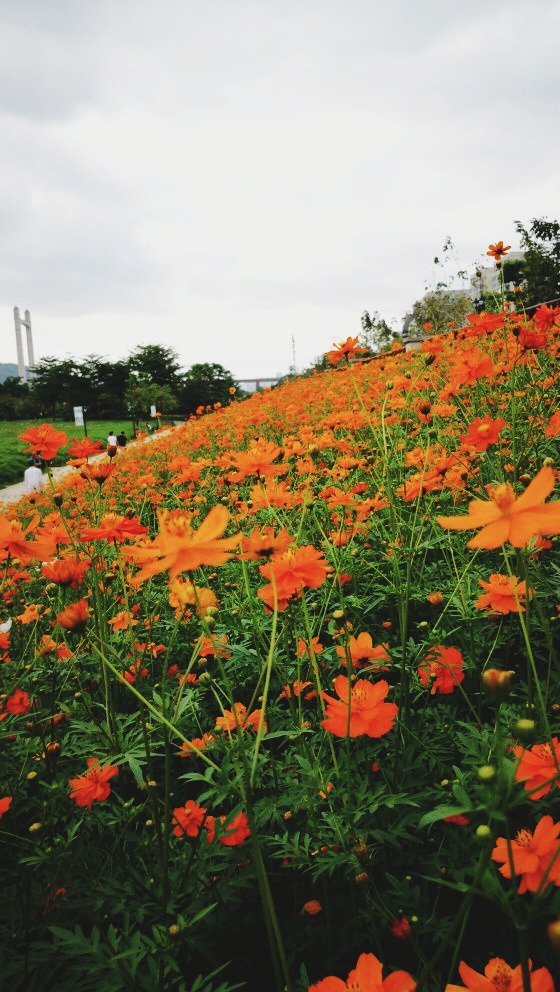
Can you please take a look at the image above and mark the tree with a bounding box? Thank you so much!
[30,357,82,418]
[410,290,473,336]
[359,311,399,353]
[124,374,177,423]
[0,378,34,420]
[514,217,560,311]
[178,363,237,414]
[126,345,183,390]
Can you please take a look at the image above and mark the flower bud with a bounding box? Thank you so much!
[475,824,493,847]
[352,841,368,862]
[481,669,515,701]
[547,919,560,952]
[477,765,496,782]
[513,718,537,744]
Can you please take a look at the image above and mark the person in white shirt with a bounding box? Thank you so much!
[107,431,118,447]
[23,461,44,493]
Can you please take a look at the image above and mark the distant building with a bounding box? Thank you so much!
[472,251,526,294]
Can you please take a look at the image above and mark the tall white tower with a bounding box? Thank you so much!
[13,307,34,382]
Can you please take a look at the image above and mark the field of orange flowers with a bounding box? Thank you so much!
[1,298,560,992]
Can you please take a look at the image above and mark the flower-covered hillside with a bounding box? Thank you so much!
[1,303,560,992]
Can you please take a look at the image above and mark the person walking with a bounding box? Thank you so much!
[107,430,118,446]
[116,430,127,447]
[23,460,44,493]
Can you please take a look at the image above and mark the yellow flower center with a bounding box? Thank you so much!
[486,959,513,992]
[514,828,534,847]
[492,483,516,511]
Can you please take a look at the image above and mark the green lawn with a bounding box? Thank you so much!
[0,419,134,488]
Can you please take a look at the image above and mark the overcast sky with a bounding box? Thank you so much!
[0,0,558,382]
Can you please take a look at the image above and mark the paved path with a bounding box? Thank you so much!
[0,428,177,508]
[0,465,76,506]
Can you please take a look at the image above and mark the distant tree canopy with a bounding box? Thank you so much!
[6,346,238,422]
[179,363,237,413]
[359,311,399,353]
[410,291,473,337]
[514,217,560,311]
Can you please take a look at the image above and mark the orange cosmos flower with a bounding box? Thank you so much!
[68,757,118,809]
[437,466,560,549]
[168,577,217,616]
[5,688,31,715]
[279,679,313,699]
[389,915,412,939]
[518,325,548,351]
[0,796,12,818]
[427,591,444,605]
[16,603,43,624]
[447,347,495,387]
[217,809,250,847]
[18,423,68,461]
[82,462,115,486]
[239,525,294,560]
[325,336,367,366]
[300,900,322,916]
[257,545,331,610]
[108,610,138,631]
[475,573,532,614]
[215,702,267,734]
[491,815,560,894]
[56,597,90,633]
[41,556,90,588]
[460,416,507,452]
[199,633,230,658]
[546,410,560,439]
[67,437,104,460]
[418,645,464,695]
[486,241,511,261]
[533,303,560,332]
[0,515,54,564]
[446,957,553,992]
[128,505,240,584]
[336,632,390,671]
[227,438,286,482]
[513,738,560,800]
[178,733,216,758]
[321,676,398,738]
[172,799,207,837]
[79,513,148,543]
[309,951,416,992]
[296,636,324,659]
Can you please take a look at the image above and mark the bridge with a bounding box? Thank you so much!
[237,377,283,393]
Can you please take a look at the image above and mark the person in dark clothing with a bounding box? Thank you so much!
[116,431,127,447]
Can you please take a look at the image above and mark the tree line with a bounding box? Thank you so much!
[0,345,238,422]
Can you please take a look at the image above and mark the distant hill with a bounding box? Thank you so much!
[0,364,22,383]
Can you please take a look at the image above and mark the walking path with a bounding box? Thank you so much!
[0,428,177,508]
[0,465,76,506]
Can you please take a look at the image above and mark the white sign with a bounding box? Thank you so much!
[73,406,84,426]
[150,405,157,418]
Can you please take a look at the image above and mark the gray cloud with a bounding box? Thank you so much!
[0,0,558,377]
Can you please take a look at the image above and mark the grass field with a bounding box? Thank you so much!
[0,419,136,487]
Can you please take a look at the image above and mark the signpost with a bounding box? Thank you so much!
[73,406,88,438]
